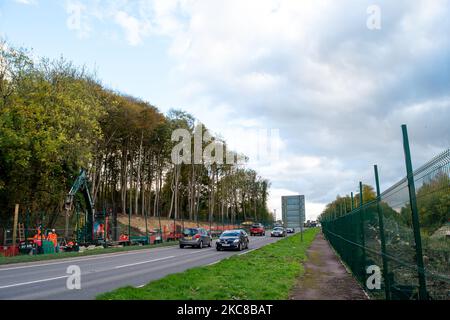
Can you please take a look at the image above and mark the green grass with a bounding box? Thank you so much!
[97,228,320,300]
[0,241,178,265]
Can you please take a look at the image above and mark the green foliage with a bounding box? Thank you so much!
[0,40,272,228]
[0,45,103,218]
[319,184,376,221]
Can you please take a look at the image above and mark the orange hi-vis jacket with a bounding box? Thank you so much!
[47,233,58,247]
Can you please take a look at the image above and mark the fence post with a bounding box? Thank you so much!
[401,124,427,300]
[128,208,131,240]
[12,204,19,246]
[25,208,30,242]
[359,181,366,281]
[144,208,149,245]
[351,192,354,211]
[374,165,391,300]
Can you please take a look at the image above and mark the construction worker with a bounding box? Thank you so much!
[47,229,58,252]
[33,226,44,243]
[33,229,42,240]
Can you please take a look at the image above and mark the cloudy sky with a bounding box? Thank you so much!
[1,0,449,220]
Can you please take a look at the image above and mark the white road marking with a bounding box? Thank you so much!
[0,256,177,290]
[0,275,69,289]
[114,256,175,269]
[0,238,278,293]
[238,249,256,256]
[206,260,220,266]
[0,246,178,272]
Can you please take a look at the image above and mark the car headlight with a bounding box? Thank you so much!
[233,239,239,243]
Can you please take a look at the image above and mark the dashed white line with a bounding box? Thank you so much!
[0,275,69,289]
[238,249,256,256]
[114,256,175,269]
[0,246,178,272]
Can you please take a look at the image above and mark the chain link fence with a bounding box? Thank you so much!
[321,129,449,300]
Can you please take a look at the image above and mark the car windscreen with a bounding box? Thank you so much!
[222,232,240,237]
[183,228,198,236]
[273,228,283,231]
[251,224,261,228]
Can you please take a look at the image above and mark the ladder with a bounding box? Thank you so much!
[18,223,25,241]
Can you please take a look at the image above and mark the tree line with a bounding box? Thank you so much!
[0,41,272,228]
[318,173,449,235]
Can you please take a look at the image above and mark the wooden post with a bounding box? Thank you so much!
[12,204,19,246]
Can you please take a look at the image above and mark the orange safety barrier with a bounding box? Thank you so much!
[0,245,19,257]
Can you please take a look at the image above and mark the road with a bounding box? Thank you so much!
[0,233,290,300]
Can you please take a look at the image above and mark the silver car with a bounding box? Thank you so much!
[179,228,212,249]
[271,227,287,237]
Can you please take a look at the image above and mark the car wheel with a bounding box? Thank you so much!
[179,244,184,248]
[237,243,241,251]
[198,241,203,249]
[216,247,221,251]
[245,242,249,249]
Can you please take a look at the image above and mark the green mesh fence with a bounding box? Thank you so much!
[322,149,450,300]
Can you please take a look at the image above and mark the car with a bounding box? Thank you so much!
[250,223,265,236]
[179,228,212,249]
[286,228,294,233]
[237,229,249,237]
[216,230,249,251]
[271,227,287,237]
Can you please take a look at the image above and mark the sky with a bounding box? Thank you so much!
[1,0,449,220]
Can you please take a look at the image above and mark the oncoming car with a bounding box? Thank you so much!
[286,228,294,234]
[179,228,212,249]
[216,230,249,251]
[271,227,287,237]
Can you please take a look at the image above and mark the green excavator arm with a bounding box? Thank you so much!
[65,169,96,243]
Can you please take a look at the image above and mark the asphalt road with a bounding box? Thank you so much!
[0,233,291,300]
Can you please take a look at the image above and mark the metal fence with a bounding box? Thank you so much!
[321,125,450,300]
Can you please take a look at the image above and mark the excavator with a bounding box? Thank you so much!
[64,169,97,244]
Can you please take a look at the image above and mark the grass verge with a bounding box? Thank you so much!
[0,241,177,266]
[97,228,320,300]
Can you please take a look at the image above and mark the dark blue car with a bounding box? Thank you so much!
[216,230,249,251]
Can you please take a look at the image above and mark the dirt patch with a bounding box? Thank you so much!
[116,215,239,234]
[290,232,368,300]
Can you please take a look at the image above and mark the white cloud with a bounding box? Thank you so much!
[114,11,151,46]
[59,0,450,218]
[14,0,37,5]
